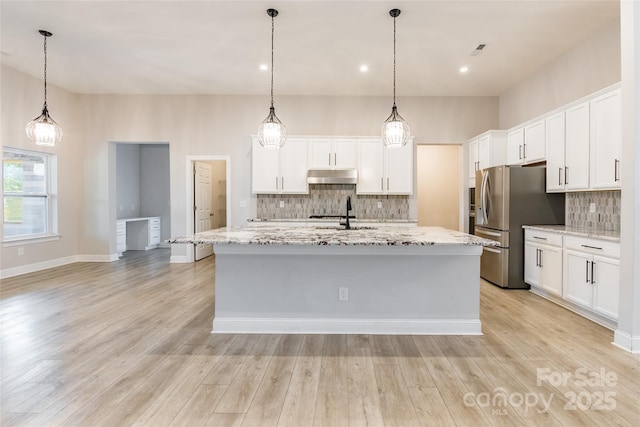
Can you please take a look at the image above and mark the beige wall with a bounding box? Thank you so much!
[1,66,85,272]
[1,64,499,268]
[417,145,462,230]
[499,20,621,128]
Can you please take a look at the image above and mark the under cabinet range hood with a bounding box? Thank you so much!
[307,169,358,184]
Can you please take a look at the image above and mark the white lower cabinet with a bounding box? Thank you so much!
[525,229,620,326]
[148,217,161,246]
[116,220,126,254]
[524,230,563,296]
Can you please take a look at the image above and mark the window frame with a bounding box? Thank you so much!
[2,146,59,244]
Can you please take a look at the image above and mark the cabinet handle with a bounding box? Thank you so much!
[275,177,278,189]
[591,261,595,285]
[585,260,590,283]
[558,168,563,186]
[519,145,522,160]
[381,177,384,191]
[387,177,390,191]
[536,248,540,267]
[581,244,603,250]
[564,166,569,185]
[523,144,527,159]
[539,249,543,268]
[281,177,284,189]
[614,159,620,182]
[533,236,547,240]
[329,153,331,165]
[334,153,337,165]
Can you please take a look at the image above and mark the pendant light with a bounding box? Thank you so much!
[257,8,287,149]
[381,9,410,148]
[26,30,63,147]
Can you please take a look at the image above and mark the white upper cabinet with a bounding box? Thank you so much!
[507,121,544,166]
[507,128,524,165]
[468,138,479,188]
[545,111,566,192]
[589,88,621,190]
[358,138,413,195]
[564,101,591,191]
[308,139,358,169]
[523,119,545,163]
[467,131,506,188]
[252,137,309,194]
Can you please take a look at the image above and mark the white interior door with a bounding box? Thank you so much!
[194,161,213,260]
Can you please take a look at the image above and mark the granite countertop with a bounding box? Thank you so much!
[169,225,499,247]
[522,225,620,242]
[247,218,418,224]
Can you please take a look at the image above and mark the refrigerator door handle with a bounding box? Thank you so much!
[483,247,502,254]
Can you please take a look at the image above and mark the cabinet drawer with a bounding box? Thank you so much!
[564,235,619,258]
[149,233,161,244]
[524,229,562,247]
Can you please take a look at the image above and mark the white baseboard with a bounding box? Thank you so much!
[613,330,640,353]
[1,253,120,279]
[170,255,190,263]
[211,317,482,335]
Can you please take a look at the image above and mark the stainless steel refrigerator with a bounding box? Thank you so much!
[475,165,565,289]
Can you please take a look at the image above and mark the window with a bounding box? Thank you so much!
[2,147,57,241]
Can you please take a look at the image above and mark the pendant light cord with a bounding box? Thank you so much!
[43,34,48,108]
[393,14,396,108]
[270,13,275,109]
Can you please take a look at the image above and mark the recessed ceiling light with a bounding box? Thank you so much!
[460,66,469,73]
[259,64,268,71]
[359,64,369,73]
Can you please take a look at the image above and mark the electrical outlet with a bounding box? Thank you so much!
[17,247,24,256]
[279,201,285,208]
[338,287,349,301]
[377,202,382,209]
[589,203,596,213]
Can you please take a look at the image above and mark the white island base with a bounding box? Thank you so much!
[213,244,483,335]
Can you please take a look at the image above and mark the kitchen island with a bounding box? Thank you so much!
[169,225,498,335]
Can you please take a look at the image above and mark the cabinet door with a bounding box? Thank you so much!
[357,139,385,194]
[592,255,619,320]
[385,141,413,195]
[468,139,478,188]
[308,139,333,168]
[478,135,492,170]
[251,138,280,193]
[590,88,621,190]
[524,119,545,163]
[564,250,593,308]
[507,128,524,165]
[524,242,541,287]
[280,138,308,193]
[540,245,563,296]
[334,140,358,168]
[546,111,566,192]
[564,102,590,191]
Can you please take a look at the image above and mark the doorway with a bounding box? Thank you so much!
[417,145,462,230]
[186,156,230,262]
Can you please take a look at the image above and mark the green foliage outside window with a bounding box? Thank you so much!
[3,160,24,223]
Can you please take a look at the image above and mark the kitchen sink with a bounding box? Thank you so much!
[313,226,377,231]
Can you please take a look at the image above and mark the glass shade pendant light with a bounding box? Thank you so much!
[26,30,63,147]
[382,9,410,148]
[257,9,287,149]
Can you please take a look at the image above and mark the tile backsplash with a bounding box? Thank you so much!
[566,190,621,231]
[256,184,410,220]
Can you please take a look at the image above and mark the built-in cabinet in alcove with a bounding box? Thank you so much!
[115,143,171,244]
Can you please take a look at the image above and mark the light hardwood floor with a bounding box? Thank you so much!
[1,249,639,426]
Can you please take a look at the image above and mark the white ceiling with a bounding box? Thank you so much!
[0,0,619,96]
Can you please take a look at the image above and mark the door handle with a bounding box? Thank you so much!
[483,247,502,254]
[585,260,590,283]
[559,168,563,186]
